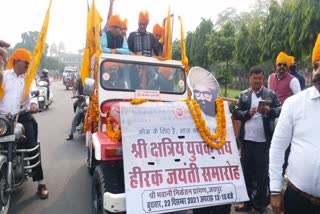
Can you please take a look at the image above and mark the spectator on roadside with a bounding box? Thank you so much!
[127,10,159,57]
[269,33,320,214]
[101,14,130,55]
[268,52,301,105]
[233,65,281,213]
[288,56,306,90]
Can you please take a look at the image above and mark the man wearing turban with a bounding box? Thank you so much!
[269,34,320,214]
[188,67,232,214]
[120,18,128,39]
[268,52,301,105]
[101,14,130,55]
[0,48,49,199]
[188,66,220,117]
[152,23,164,57]
[268,52,301,178]
[127,10,159,57]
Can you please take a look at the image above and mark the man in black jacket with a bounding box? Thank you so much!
[233,65,281,213]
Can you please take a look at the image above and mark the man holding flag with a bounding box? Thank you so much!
[0,49,49,199]
[0,0,52,199]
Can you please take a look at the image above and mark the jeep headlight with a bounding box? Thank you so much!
[0,118,8,136]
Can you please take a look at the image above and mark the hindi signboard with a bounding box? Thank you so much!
[121,101,248,214]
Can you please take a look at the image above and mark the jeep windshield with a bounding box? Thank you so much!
[100,60,186,94]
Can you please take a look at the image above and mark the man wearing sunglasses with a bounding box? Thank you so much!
[233,65,281,213]
[268,52,301,105]
[0,48,49,199]
[127,10,159,57]
[101,14,129,55]
[269,34,320,214]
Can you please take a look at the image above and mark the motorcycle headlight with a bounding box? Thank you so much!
[0,118,8,136]
[86,97,90,106]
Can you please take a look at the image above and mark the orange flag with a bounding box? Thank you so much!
[178,16,189,73]
[22,0,52,102]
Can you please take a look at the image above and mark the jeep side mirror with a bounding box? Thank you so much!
[83,78,95,96]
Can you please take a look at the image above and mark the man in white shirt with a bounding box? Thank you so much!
[0,48,49,199]
[269,35,320,214]
[233,65,281,213]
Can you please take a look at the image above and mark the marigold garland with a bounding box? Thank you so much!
[105,97,226,149]
[106,117,121,142]
[184,98,227,149]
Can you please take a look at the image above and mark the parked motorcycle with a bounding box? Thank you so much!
[0,94,42,213]
[72,95,88,135]
[37,80,53,111]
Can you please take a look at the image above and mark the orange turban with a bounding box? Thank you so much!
[312,33,320,64]
[158,67,172,80]
[139,10,149,24]
[108,15,121,27]
[120,18,128,30]
[276,52,289,67]
[7,48,32,69]
[153,24,162,36]
[103,62,120,72]
[288,56,295,65]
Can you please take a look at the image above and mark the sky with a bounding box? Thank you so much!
[1,0,256,54]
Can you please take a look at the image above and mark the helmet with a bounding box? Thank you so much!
[42,69,49,76]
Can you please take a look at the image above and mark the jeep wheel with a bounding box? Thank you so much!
[87,148,95,176]
[92,163,125,214]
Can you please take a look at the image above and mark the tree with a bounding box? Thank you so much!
[215,7,241,30]
[189,18,213,69]
[185,31,194,67]
[50,43,58,56]
[207,21,236,96]
[171,39,181,61]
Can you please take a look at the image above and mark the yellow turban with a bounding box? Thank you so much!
[153,24,162,36]
[120,18,128,30]
[139,10,149,24]
[312,33,320,64]
[288,56,295,65]
[7,48,32,69]
[108,15,121,27]
[276,52,289,67]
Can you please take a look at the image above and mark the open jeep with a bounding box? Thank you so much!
[85,53,188,213]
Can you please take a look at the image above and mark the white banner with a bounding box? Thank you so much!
[121,101,248,214]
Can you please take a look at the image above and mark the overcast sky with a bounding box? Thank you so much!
[1,0,255,53]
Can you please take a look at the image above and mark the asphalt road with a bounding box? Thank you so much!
[8,80,273,214]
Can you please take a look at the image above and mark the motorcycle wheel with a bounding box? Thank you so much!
[92,163,125,214]
[0,164,10,214]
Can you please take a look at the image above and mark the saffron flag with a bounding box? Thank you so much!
[80,0,103,85]
[22,0,52,102]
[178,16,189,73]
[80,0,103,133]
[163,6,172,59]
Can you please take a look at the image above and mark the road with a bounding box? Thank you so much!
[9,81,272,214]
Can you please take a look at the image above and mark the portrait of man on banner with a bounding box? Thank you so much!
[188,66,220,118]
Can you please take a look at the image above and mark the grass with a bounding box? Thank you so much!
[219,88,241,99]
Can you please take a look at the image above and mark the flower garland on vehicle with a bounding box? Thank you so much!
[106,117,121,142]
[105,98,148,141]
[105,98,226,149]
[184,98,227,149]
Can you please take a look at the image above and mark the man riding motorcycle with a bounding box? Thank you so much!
[0,48,49,199]
[40,68,50,100]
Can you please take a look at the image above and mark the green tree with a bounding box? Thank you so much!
[50,43,58,56]
[185,32,194,66]
[171,39,181,61]
[207,21,236,96]
[189,18,213,69]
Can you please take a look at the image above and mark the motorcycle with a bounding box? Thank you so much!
[37,80,53,111]
[72,95,88,135]
[0,93,42,214]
